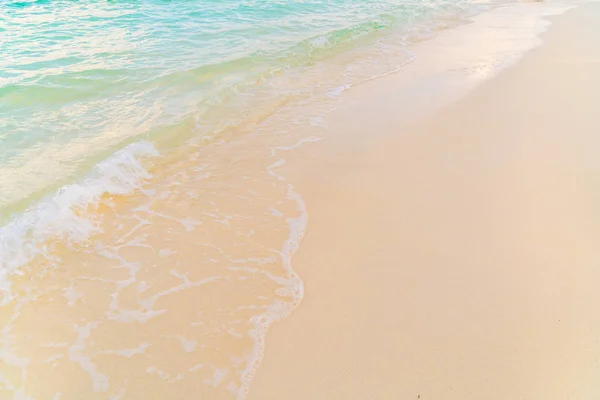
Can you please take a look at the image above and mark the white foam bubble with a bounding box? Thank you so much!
[175,336,198,353]
[236,157,308,400]
[0,141,159,305]
[68,322,108,393]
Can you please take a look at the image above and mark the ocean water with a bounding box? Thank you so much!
[0,0,481,214]
[0,0,511,398]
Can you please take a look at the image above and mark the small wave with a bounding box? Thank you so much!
[0,141,159,304]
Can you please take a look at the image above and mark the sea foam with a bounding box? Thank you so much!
[0,141,159,304]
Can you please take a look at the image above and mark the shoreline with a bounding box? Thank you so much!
[248,2,600,399]
[0,0,483,222]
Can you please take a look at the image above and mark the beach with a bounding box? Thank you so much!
[1,1,600,399]
[248,2,600,399]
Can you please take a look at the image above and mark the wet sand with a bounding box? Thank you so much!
[248,3,600,399]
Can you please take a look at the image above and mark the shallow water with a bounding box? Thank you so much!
[0,0,525,398]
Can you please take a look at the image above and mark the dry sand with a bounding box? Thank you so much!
[248,3,600,399]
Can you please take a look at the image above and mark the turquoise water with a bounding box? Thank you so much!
[0,0,480,215]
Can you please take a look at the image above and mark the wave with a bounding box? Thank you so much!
[0,141,159,305]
